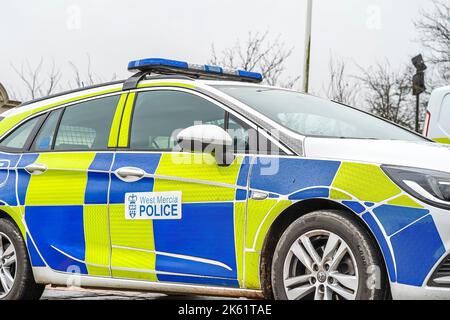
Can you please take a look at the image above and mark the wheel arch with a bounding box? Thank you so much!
[0,207,26,238]
[258,198,390,299]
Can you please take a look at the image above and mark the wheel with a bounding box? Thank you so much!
[271,210,387,300]
[0,218,45,300]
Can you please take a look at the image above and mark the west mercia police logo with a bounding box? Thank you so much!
[125,191,182,220]
[128,194,138,219]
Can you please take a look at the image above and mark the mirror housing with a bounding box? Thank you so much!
[177,125,235,166]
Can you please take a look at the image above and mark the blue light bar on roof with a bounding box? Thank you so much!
[127,58,263,83]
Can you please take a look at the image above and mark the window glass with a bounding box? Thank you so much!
[31,109,62,151]
[227,115,256,153]
[215,85,426,141]
[54,96,119,151]
[0,115,43,150]
[130,91,225,150]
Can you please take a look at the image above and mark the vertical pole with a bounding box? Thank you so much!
[416,94,420,133]
[302,0,313,93]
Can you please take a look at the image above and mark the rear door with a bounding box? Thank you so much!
[109,88,253,287]
[22,94,123,276]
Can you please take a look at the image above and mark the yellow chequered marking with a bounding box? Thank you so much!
[156,153,242,186]
[109,204,154,250]
[84,205,110,276]
[234,202,246,287]
[1,206,26,237]
[332,163,401,203]
[111,247,157,281]
[244,251,261,289]
[253,200,292,251]
[388,195,423,209]
[154,179,235,202]
[330,189,352,201]
[25,153,96,205]
[245,199,277,246]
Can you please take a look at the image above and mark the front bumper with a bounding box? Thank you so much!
[391,282,450,300]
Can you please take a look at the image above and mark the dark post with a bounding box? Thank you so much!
[411,54,427,132]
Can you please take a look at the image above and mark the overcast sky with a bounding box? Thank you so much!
[0,0,435,101]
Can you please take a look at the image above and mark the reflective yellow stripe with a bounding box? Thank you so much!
[118,92,136,148]
[84,205,110,276]
[108,94,128,148]
[25,153,95,205]
[332,163,401,203]
[434,137,450,144]
[0,88,122,137]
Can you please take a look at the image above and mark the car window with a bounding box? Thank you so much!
[31,109,63,151]
[0,115,44,150]
[214,85,427,141]
[228,115,257,154]
[54,95,120,151]
[130,90,226,151]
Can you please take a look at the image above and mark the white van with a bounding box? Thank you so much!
[424,86,450,144]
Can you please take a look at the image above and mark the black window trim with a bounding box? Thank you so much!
[0,113,48,153]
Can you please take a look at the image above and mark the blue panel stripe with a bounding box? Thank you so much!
[88,153,113,171]
[17,154,39,205]
[289,188,329,200]
[250,158,340,195]
[85,172,109,204]
[373,205,429,236]
[112,153,161,174]
[236,156,252,187]
[342,201,366,214]
[25,206,87,274]
[110,176,154,204]
[362,213,397,282]
[154,203,237,279]
[26,236,46,267]
[391,215,445,287]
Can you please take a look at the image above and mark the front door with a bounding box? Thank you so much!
[110,88,251,287]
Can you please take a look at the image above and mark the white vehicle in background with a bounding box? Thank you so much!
[424,86,450,144]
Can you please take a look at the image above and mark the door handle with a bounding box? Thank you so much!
[25,163,48,175]
[115,167,146,182]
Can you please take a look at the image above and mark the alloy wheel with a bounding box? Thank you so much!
[283,230,359,300]
[0,232,16,298]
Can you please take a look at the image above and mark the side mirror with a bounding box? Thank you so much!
[177,125,235,166]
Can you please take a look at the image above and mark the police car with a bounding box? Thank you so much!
[424,86,450,144]
[0,58,449,301]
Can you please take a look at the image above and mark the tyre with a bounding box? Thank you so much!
[0,218,45,300]
[271,210,387,300]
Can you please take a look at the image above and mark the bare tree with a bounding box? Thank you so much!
[11,58,61,100]
[325,56,359,106]
[11,55,117,101]
[415,0,450,85]
[210,31,300,88]
[356,62,420,129]
[68,54,117,89]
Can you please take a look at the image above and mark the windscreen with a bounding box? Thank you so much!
[214,85,427,142]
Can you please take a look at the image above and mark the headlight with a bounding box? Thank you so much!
[382,165,450,210]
